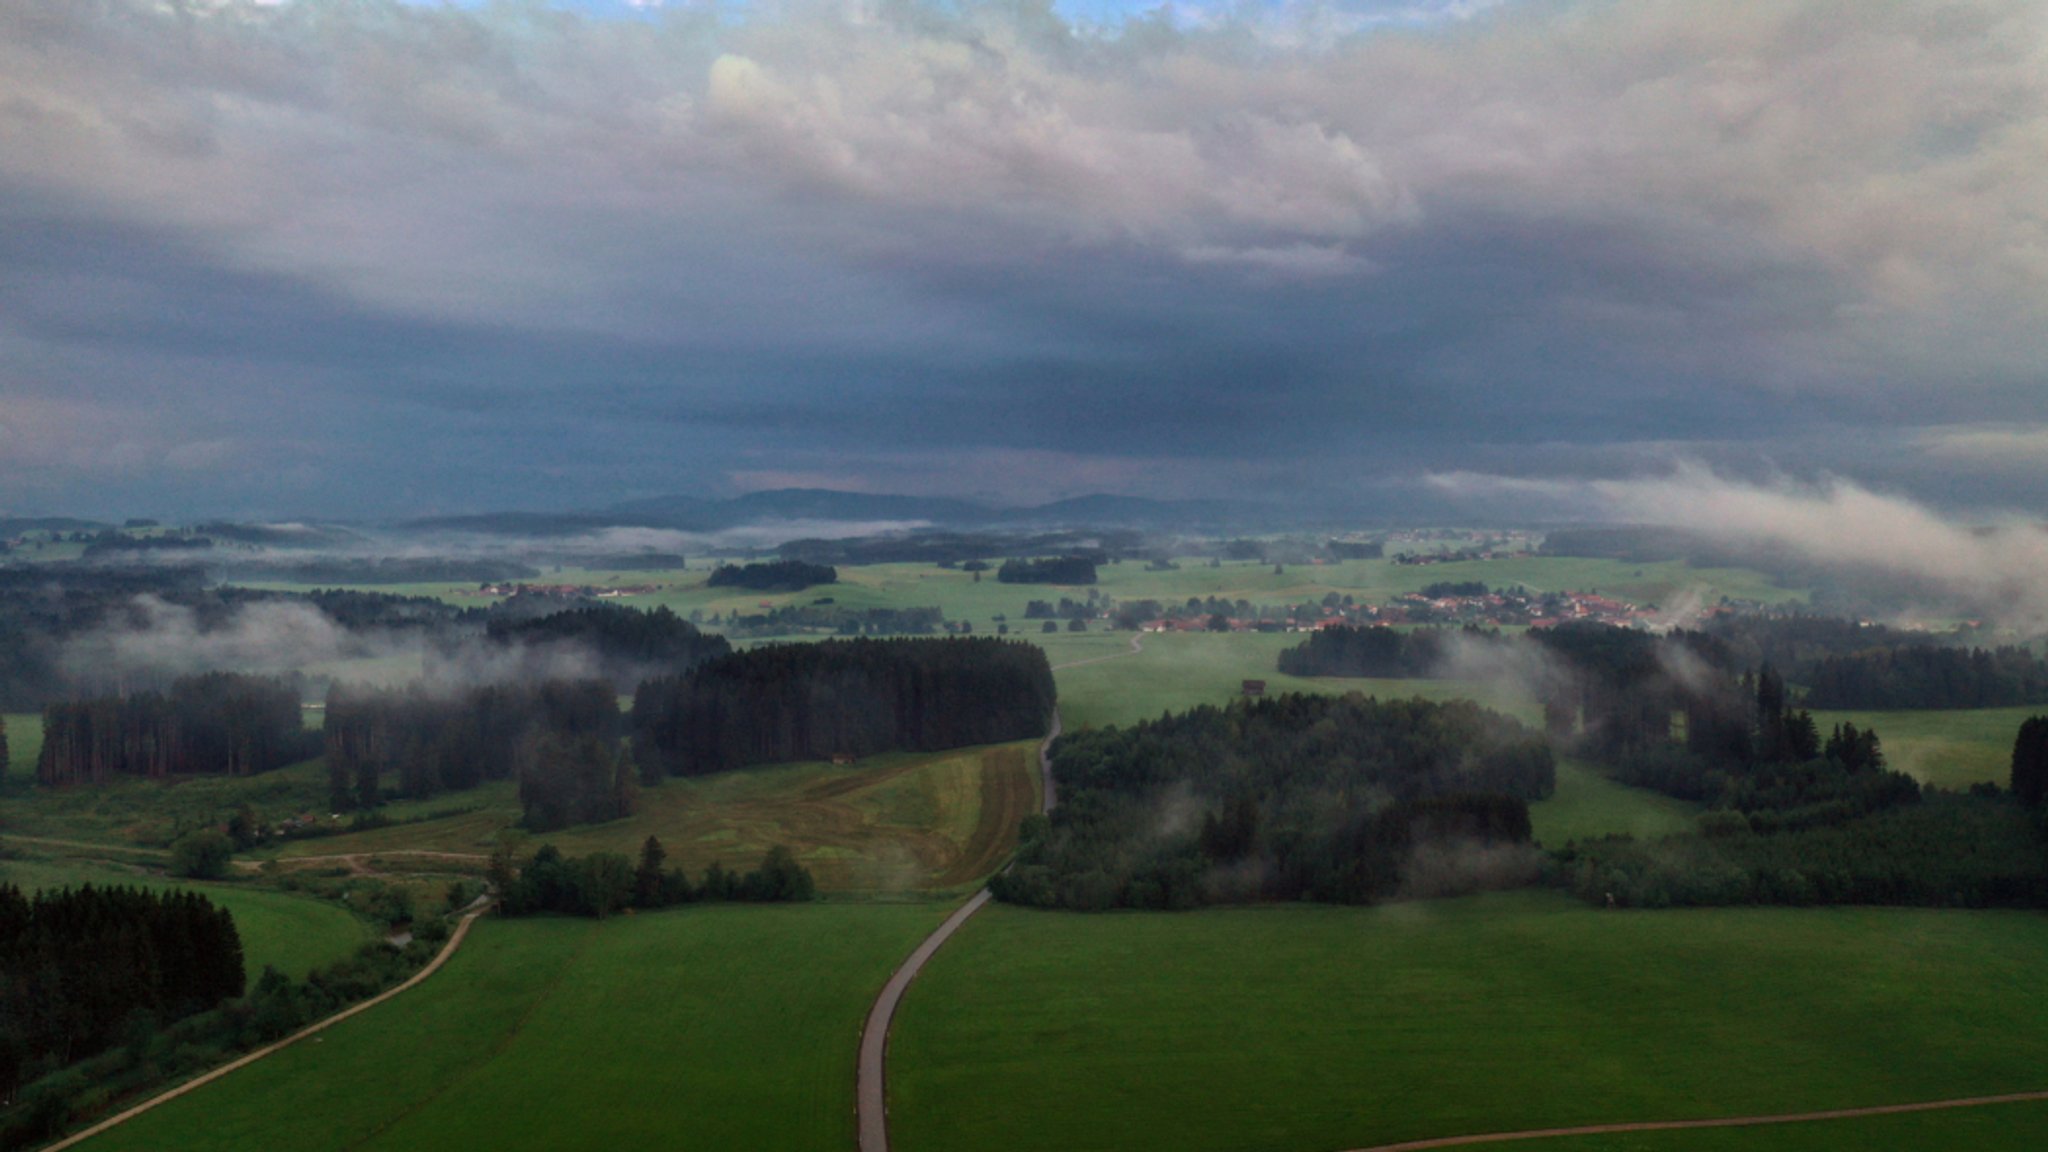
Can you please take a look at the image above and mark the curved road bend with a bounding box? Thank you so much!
[857,636,1143,1152]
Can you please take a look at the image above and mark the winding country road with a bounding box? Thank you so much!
[854,635,1140,1152]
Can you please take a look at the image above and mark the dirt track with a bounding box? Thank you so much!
[1339,1090,2048,1150]
[45,902,490,1151]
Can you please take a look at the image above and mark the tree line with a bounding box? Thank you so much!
[629,637,1055,779]
[442,602,730,688]
[1800,644,2048,709]
[1275,624,1491,678]
[991,693,1554,911]
[0,885,244,1098]
[995,556,1098,585]
[705,560,837,591]
[36,672,313,786]
[324,678,625,831]
[492,839,815,918]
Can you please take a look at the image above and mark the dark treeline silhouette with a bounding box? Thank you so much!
[778,530,1127,566]
[1563,793,2048,909]
[1420,581,1489,598]
[464,603,730,687]
[709,603,943,639]
[301,588,474,631]
[493,839,815,918]
[217,557,538,585]
[991,693,1554,911]
[1276,625,1499,678]
[0,885,245,1096]
[1801,645,2048,709]
[324,678,618,818]
[995,556,1099,585]
[705,560,837,591]
[1326,540,1383,560]
[1700,612,1927,670]
[37,673,312,786]
[630,637,1055,779]
[78,533,214,559]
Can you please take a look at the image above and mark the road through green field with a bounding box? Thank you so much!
[890,892,2048,1152]
[79,903,947,1152]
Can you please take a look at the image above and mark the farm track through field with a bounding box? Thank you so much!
[1340,1090,2048,1150]
[857,636,1135,1152]
[48,902,492,1152]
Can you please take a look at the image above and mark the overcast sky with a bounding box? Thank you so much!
[2,0,2044,520]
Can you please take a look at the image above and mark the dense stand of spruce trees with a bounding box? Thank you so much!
[36,673,312,785]
[324,678,627,830]
[494,839,815,918]
[451,603,731,687]
[704,560,837,591]
[993,693,1553,910]
[630,637,1055,778]
[995,556,1098,584]
[0,885,244,1096]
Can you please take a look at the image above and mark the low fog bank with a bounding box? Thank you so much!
[1434,465,2048,634]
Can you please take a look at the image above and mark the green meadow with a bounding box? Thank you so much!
[1811,705,2037,790]
[0,858,372,983]
[262,741,1041,896]
[890,892,2048,1152]
[77,903,946,1152]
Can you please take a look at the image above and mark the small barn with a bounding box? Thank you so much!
[1241,680,1266,697]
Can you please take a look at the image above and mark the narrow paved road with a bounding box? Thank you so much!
[855,637,1141,1152]
[47,902,491,1151]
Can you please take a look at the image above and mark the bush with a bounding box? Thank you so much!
[169,829,235,879]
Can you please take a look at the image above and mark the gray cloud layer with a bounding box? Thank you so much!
[2,0,2045,516]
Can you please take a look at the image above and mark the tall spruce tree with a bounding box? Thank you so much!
[2013,716,2048,809]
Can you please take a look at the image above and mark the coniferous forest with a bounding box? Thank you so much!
[629,637,1055,778]
[36,673,313,785]
[992,693,1554,911]
[0,885,245,1096]
[704,560,837,591]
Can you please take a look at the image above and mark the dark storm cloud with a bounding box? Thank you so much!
[2,0,2045,516]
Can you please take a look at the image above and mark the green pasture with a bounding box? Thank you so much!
[78,903,947,1152]
[0,858,372,982]
[1811,706,2036,790]
[1044,630,1539,731]
[0,758,334,850]
[891,891,2048,1152]
[265,742,1040,896]
[1530,759,1700,846]
[2,711,40,782]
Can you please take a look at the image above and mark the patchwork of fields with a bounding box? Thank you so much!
[8,554,2046,1151]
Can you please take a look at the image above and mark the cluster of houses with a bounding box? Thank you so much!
[468,581,663,599]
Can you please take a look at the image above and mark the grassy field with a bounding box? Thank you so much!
[0,858,373,982]
[0,758,333,851]
[78,903,947,1152]
[1811,706,2037,790]
[262,741,1040,895]
[1530,759,1700,847]
[2,711,41,783]
[1044,631,1539,731]
[890,891,2048,1152]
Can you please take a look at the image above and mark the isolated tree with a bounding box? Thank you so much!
[2013,716,2048,808]
[634,836,668,908]
[170,829,235,879]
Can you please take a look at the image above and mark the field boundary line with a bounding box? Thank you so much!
[1340,1089,2048,1151]
[44,904,491,1152]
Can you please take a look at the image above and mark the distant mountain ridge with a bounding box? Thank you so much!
[401,489,1269,534]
